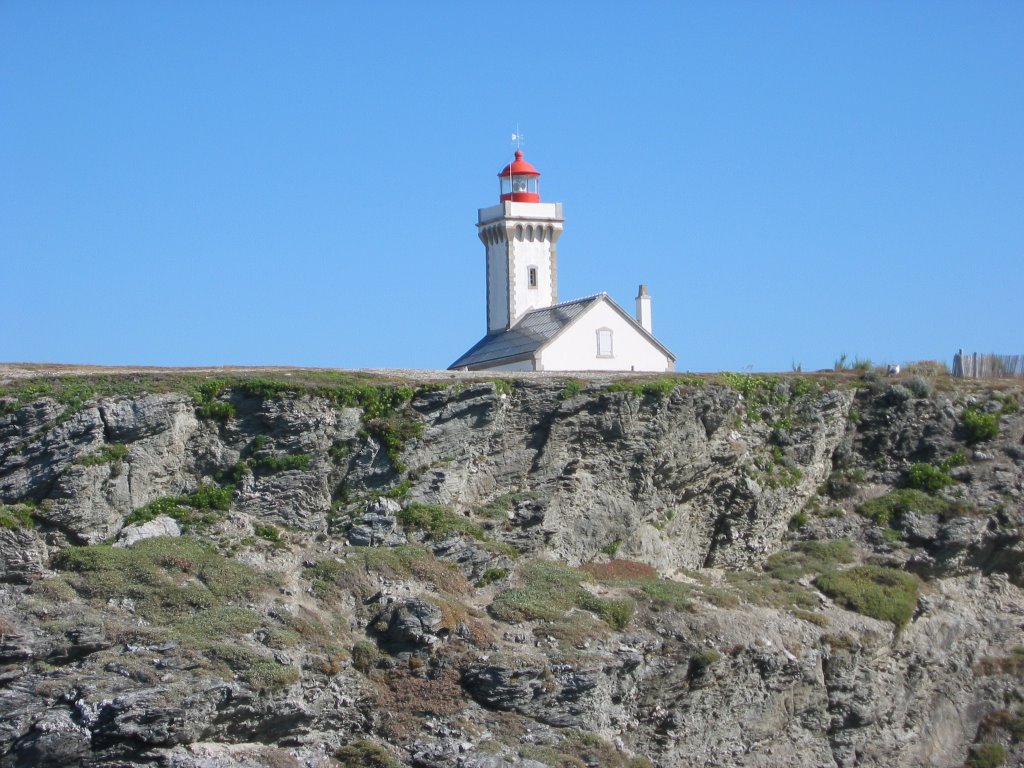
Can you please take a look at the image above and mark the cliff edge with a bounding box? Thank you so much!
[0,368,1021,767]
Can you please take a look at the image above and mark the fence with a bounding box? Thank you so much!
[952,350,1024,379]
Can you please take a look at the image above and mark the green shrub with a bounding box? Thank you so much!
[0,503,35,530]
[905,376,933,398]
[765,539,855,579]
[351,640,379,674]
[601,539,622,557]
[198,400,236,420]
[207,642,299,689]
[584,595,634,630]
[53,537,274,607]
[738,574,817,610]
[691,648,721,671]
[490,559,632,629]
[939,450,968,472]
[815,565,921,629]
[127,483,235,519]
[400,503,519,557]
[491,378,514,396]
[76,443,129,468]
[399,502,486,541]
[335,740,402,768]
[476,567,509,588]
[967,743,1007,768]
[518,730,654,768]
[582,560,701,612]
[188,483,234,511]
[821,633,859,652]
[490,560,584,623]
[717,540,853,613]
[1010,710,1024,741]
[229,461,251,484]
[362,416,423,472]
[255,524,281,543]
[906,463,953,493]
[126,483,235,528]
[0,371,425,426]
[559,379,583,400]
[606,378,680,399]
[251,453,311,473]
[788,511,809,531]
[787,376,821,399]
[191,380,236,420]
[687,648,722,682]
[962,407,998,443]
[885,384,913,405]
[995,393,1019,415]
[718,373,780,415]
[858,489,949,527]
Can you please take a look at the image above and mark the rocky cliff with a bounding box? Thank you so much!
[0,367,1022,768]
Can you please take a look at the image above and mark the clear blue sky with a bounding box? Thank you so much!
[2,3,1022,372]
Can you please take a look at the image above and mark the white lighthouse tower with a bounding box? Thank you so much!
[450,150,675,373]
[478,150,564,332]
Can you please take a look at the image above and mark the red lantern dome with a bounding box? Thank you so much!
[498,150,541,203]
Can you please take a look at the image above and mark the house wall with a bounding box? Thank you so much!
[538,300,674,372]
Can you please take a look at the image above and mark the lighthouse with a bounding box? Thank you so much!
[450,150,675,373]
[480,150,564,333]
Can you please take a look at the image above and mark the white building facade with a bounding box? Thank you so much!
[449,151,675,373]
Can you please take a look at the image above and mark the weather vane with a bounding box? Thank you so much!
[511,125,525,150]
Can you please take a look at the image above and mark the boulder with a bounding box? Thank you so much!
[371,598,446,654]
[114,515,181,548]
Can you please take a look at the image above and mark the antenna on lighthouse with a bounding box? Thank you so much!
[511,125,525,149]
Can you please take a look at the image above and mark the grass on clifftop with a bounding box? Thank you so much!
[0,369,434,423]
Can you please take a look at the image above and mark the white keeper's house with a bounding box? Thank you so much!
[449,150,676,372]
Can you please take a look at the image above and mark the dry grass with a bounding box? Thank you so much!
[975,647,1024,677]
[581,559,658,580]
[373,662,467,742]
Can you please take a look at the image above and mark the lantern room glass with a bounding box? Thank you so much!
[501,176,539,196]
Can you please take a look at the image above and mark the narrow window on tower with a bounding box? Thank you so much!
[528,267,538,288]
[597,328,613,358]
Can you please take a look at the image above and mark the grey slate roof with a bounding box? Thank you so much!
[448,294,603,370]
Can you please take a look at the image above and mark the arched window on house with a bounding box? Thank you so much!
[596,328,613,358]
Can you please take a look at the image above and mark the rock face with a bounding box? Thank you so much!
[0,370,1022,768]
[347,497,406,547]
